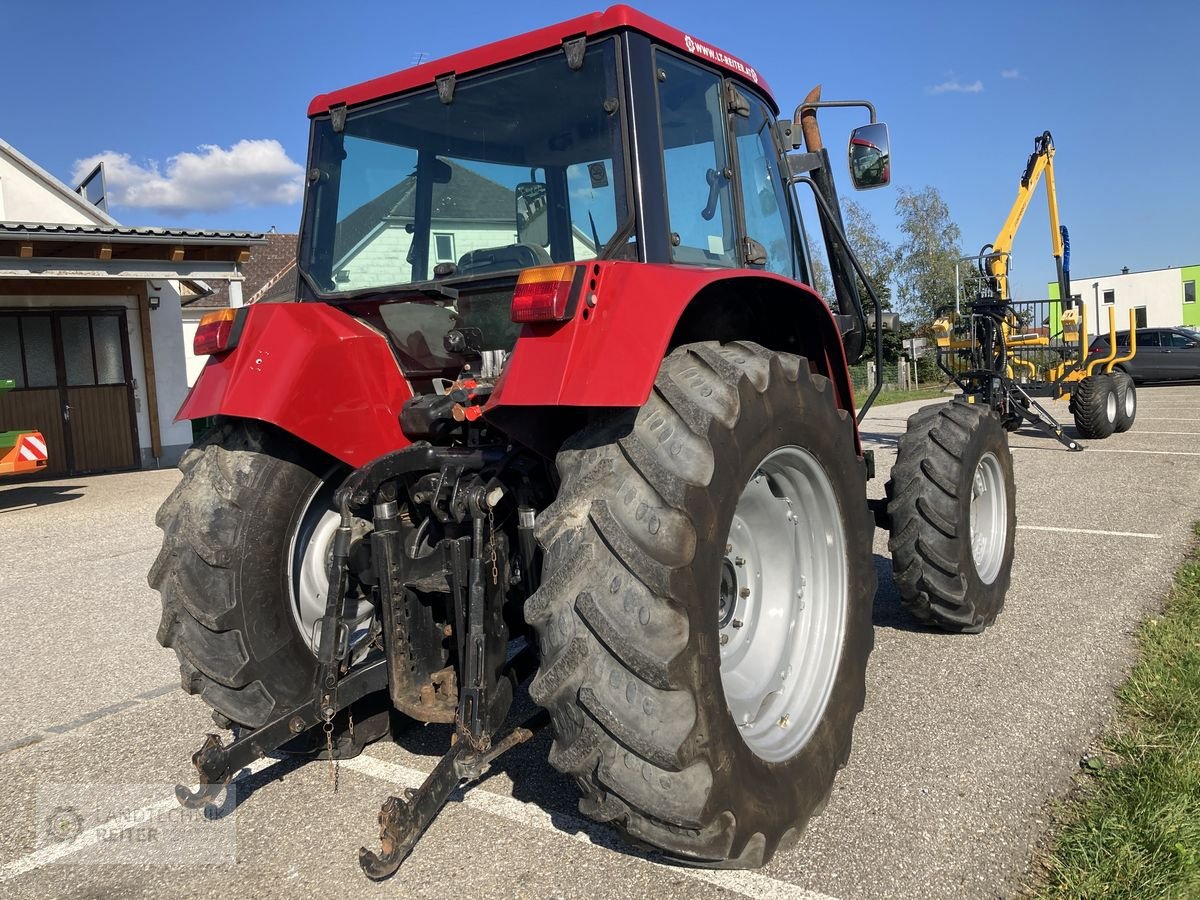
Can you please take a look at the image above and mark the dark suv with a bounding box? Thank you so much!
[1089,327,1200,383]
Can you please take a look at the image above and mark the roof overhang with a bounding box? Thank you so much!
[0,223,265,273]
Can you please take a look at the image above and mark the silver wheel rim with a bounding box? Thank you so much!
[1124,386,1135,418]
[718,446,847,763]
[1105,390,1117,423]
[287,480,373,657]
[969,452,1006,585]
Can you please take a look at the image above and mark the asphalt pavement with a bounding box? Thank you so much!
[2,384,1199,899]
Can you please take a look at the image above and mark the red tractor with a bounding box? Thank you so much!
[152,6,1016,877]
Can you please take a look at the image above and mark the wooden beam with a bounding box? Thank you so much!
[18,242,33,259]
[236,248,251,265]
[134,283,162,462]
[170,246,185,263]
[97,244,113,261]
[0,278,141,297]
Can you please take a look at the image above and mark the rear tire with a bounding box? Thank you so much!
[149,420,387,756]
[1071,374,1118,439]
[526,341,875,866]
[887,402,1016,632]
[1111,370,1136,433]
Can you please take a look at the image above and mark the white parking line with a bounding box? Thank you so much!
[342,754,838,900]
[0,758,276,883]
[1017,525,1162,539]
[1012,446,1200,457]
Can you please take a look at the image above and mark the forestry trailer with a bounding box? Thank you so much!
[152,6,1016,878]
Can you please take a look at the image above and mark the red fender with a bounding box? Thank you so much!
[486,260,857,423]
[178,303,412,465]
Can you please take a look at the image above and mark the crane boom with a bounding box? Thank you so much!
[984,131,1070,306]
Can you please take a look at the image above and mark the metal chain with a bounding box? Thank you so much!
[323,712,339,792]
[488,507,498,584]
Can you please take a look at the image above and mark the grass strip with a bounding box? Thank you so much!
[1031,525,1200,899]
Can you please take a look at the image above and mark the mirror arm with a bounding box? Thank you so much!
[792,99,877,126]
[793,174,886,422]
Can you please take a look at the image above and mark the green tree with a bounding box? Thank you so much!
[842,199,894,308]
[841,200,909,360]
[893,186,964,331]
[804,231,833,298]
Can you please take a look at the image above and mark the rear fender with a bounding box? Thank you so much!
[486,262,858,452]
[178,304,412,466]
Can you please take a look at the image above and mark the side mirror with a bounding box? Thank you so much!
[515,182,549,247]
[848,122,890,190]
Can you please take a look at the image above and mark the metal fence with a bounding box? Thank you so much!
[849,357,943,395]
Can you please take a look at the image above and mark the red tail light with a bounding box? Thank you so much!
[511,265,577,323]
[194,308,243,355]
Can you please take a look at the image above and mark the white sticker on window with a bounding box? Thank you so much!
[707,235,724,256]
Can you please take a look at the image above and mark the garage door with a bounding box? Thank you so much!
[0,309,139,476]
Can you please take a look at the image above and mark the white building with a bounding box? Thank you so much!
[1051,264,1200,337]
[0,138,263,476]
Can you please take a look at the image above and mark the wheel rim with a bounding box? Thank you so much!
[719,446,847,763]
[969,452,1007,585]
[287,479,374,658]
[1125,386,1135,418]
[1105,390,1117,423]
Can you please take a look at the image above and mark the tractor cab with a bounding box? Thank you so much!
[295,7,879,382]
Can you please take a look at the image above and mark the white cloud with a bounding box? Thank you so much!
[928,77,984,95]
[71,139,304,214]
[1000,68,1022,79]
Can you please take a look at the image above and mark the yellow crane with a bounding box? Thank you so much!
[931,132,1138,447]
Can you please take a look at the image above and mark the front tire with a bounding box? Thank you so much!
[888,402,1016,632]
[526,342,875,866]
[149,420,386,755]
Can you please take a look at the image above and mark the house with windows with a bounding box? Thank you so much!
[330,162,593,290]
[1048,264,1200,337]
[0,138,262,477]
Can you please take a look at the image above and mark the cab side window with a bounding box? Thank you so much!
[654,52,736,266]
[731,87,796,278]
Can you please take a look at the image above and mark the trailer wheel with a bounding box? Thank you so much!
[887,402,1016,632]
[526,341,875,867]
[1111,370,1136,433]
[149,419,387,756]
[1071,373,1118,439]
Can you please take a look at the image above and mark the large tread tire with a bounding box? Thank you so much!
[887,401,1016,633]
[149,419,386,755]
[1111,370,1136,433]
[1071,373,1118,439]
[525,341,875,867]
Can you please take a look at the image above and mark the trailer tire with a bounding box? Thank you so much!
[1071,373,1118,439]
[1111,370,1136,433]
[149,419,387,756]
[887,402,1015,632]
[526,341,875,867]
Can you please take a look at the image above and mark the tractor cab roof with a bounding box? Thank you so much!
[307,5,774,117]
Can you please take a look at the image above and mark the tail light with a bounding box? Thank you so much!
[511,265,578,323]
[194,308,244,356]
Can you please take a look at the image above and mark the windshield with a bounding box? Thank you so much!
[299,40,630,296]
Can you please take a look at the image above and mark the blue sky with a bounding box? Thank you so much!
[4,0,1196,298]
